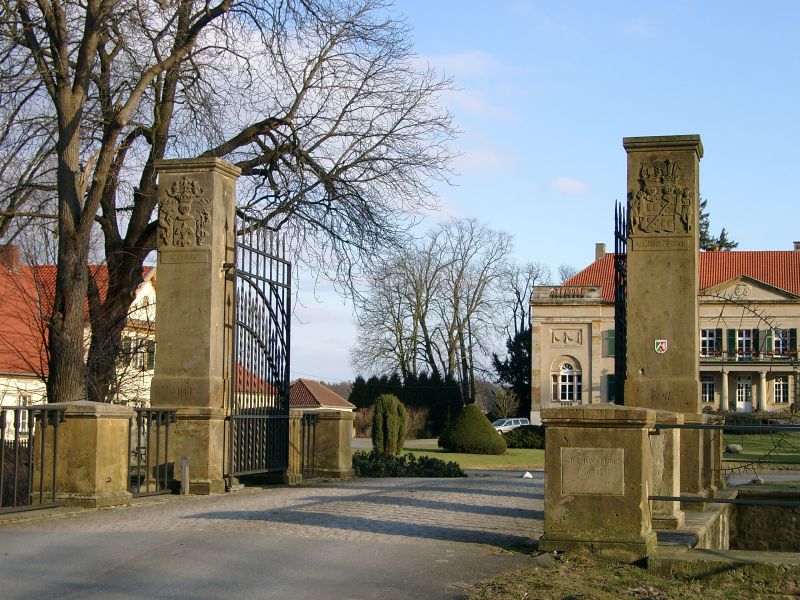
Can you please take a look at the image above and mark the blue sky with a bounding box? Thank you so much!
[290,1,800,382]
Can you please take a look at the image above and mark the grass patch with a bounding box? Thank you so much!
[404,444,544,471]
[723,432,800,464]
[468,551,800,599]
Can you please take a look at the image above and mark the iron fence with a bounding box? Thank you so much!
[650,420,800,508]
[128,408,177,497]
[300,413,319,478]
[1,405,66,513]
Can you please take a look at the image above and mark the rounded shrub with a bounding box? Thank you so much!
[438,404,507,455]
[371,393,407,455]
[502,425,545,449]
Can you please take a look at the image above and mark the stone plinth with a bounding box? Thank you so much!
[623,135,702,414]
[34,401,133,508]
[539,405,657,561]
[650,411,685,530]
[311,411,354,480]
[150,158,240,494]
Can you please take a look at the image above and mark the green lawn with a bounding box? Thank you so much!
[403,444,544,471]
[723,432,800,465]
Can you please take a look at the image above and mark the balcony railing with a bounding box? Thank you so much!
[700,350,798,362]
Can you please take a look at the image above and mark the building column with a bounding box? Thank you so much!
[720,371,729,412]
[758,371,767,412]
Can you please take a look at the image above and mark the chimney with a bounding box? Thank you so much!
[595,242,606,261]
[0,244,20,269]
[794,241,800,252]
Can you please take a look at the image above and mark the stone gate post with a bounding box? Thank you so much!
[150,158,240,494]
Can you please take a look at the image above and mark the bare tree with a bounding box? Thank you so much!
[352,218,512,402]
[490,387,519,419]
[558,263,578,284]
[1,0,455,402]
[503,261,551,337]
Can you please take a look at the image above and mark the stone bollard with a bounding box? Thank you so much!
[680,413,711,510]
[539,405,657,562]
[34,401,134,508]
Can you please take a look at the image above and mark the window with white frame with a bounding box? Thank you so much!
[773,329,790,356]
[18,394,30,433]
[700,330,717,356]
[774,376,789,403]
[701,376,715,403]
[551,362,582,403]
[737,329,753,359]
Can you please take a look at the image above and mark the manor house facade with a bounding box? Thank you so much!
[530,242,800,423]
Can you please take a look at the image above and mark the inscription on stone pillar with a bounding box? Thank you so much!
[561,447,625,495]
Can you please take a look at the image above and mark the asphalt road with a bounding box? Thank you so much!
[0,472,544,599]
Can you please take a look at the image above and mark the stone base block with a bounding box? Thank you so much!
[538,531,657,562]
[652,513,685,530]
[57,491,133,509]
[188,478,226,495]
[315,467,355,480]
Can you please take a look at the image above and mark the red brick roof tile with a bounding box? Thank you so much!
[290,378,355,410]
[564,251,800,304]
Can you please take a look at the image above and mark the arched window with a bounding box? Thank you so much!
[551,361,582,404]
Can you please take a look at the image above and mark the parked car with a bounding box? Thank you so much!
[491,418,530,433]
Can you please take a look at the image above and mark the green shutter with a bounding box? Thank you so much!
[607,374,616,403]
[715,328,723,354]
[727,329,736,359]
[766,329,773,354]
[122,337,132,365]
[791,329,798,354]
[607,330,615,357]
[753,329,760,357]
[146,340,156,370]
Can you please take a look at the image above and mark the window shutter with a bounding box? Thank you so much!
[766,329,773,354]
[122,337,132,365]
[791,329,798,353]
[607,374,615,403]
[753,329,760,357]
[727,329,736,359]
[146,340,156,370]
[607,330,615,357]
[715,328,722,354]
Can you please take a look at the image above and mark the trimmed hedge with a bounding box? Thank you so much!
[502,425,545,449]
[372,393,407,455]
[438,404,507,455]
[352,450,465,478]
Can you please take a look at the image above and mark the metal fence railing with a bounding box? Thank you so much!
[1,405,67,513]
[128,408,177,497]
[300,413,319,478]
[650,420,800,508]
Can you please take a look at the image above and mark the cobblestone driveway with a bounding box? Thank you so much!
[0,471,544,599]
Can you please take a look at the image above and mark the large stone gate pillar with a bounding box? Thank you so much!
[623,135,703,413]
[150,158,240,494]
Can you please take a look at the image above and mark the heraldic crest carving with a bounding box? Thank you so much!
[628,159,693,235]
[158,176,211,247]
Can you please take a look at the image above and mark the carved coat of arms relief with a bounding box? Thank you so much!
[628,159,693,235]
[158,176,211,248]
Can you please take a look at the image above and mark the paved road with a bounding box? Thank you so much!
[0,472,544,599]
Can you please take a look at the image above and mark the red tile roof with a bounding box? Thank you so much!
[0,252,153,376]
[564,251,800,303]
[290,378,355,410]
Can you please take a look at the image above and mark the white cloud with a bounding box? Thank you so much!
[551,177,591,195]
[442,88,515,121]
[454,144,522,173]
[424,50,502,78]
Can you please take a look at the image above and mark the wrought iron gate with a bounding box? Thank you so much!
[613,201,627,405]
[226,220,291,486]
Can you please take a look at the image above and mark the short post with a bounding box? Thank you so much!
[285,410,304,485]
[539,405,657,562]
[180,457,190,495]
[649,411,685,529]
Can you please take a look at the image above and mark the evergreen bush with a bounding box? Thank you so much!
[438,404,507,455]
[372,393,407,455]
[502,425,545,449]
[352,450,465,478]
